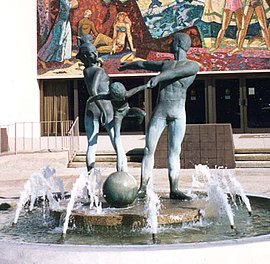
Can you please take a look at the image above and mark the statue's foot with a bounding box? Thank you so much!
[170,191,192,201]
[137,189,146,199]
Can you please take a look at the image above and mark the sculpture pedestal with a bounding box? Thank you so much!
[52,195,202,228]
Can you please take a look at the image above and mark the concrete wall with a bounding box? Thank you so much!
[155,124,236,169]
[0,1,40,126]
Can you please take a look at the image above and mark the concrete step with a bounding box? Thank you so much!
[73,155,142,163]
[68,161,142,168]
[234,148,270,167]
[68,148,144,168]
[235,153,270,161]
[235,148,270,154]
[236,161,270,168]
[73,155,116,163]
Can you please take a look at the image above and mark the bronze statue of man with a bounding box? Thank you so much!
[119,33,199,200]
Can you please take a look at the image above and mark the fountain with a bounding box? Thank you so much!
[0,34,270,263]
[3,159,269,262]
[1,164,270,264]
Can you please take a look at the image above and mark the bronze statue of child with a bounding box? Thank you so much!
[88,81,148,172]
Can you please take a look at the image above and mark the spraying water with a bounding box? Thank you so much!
[192,164,252,228]
[13,166,64,225]
[145,180,161,243]
[222,172,252,215]
[62,169,102,237]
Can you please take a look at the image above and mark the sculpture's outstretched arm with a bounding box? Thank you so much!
[87,94,111,104]
[118,60,164,72]
[126,84,149,98]
[148,61,199,88]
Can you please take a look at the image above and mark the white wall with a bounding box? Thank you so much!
[0,1,40,126]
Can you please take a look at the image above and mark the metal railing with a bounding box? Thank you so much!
[0,119,80,160]
[67,116,80,162]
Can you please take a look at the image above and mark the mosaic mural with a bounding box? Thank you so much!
[37,0,270,77]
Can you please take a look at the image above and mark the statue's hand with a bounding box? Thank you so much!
[147,76,159,89]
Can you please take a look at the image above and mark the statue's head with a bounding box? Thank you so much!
[171,33,191,53]
[110,82,126,100]
[76,42,98,67]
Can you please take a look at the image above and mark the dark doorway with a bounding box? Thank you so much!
[215,79,241,128]
[246,78,270,128]
[186,80,206,124]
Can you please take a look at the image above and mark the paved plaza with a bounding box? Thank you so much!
[0,134,270,198]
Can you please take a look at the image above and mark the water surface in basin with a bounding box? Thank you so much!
[0,196,269,245]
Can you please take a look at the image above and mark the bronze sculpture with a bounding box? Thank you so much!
[87,81,147,171]
[119,33,199,200]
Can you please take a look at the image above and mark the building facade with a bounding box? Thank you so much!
[2,1,270,137]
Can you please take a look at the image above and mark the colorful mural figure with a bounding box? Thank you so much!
[38,0,78,69]
[77,9,98,37]
[77,9,98,45]
[37,0,50,45]
[209,0,244,52]
[77,9,114,52]
[231,0,270,53]
[37,0,270,75]
[202,0,270,49]
[93,12,136,55]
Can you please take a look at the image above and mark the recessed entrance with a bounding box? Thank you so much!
[40,74,270,134]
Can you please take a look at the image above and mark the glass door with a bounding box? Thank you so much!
[186,80,206,124]
[214,76,270,133]
[215,79,241,130]
[245,78,270,132]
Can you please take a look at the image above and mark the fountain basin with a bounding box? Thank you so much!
[0,229,269,264]
[0,194,270,263]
